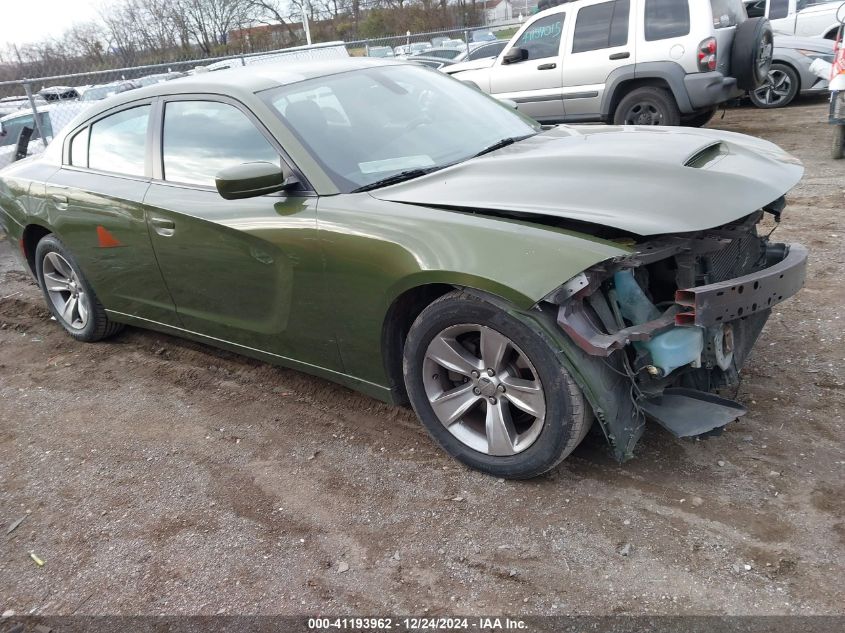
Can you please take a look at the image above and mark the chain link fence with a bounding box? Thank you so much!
[0,21,523,171]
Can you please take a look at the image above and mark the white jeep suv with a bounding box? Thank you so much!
[448,0,774,126]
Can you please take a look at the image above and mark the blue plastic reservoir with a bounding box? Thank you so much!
[613,270,703,376]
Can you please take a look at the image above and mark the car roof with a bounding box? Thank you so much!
[78,57,406,119]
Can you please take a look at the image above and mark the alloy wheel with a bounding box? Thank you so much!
[42,252,90,330]
[753,69,792,106]
[421,324,546,456]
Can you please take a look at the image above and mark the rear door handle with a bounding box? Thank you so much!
[609,52,630,60]
[537,63,557,70]
[150,217,175,237]
[50,194,68,210]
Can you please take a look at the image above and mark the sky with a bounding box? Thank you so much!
[0,0,101,47]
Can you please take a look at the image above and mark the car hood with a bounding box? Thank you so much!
[371,125,804,236]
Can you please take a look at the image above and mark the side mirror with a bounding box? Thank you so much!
[215,161,299,200]
[502,47,528,65]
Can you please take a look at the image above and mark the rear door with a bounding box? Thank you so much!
[562,0,634,117]
[44,101,179,325]
[143,95,341,369]
[489,10,568,121]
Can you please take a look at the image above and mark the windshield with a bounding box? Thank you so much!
[262,64,539,192]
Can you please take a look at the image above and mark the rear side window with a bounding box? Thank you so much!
[769,0,789,19]
[572,0,630,53]
[88,105,150,177]
[710,0,747,27]
[162,100,279,187]
[644,0,691,41]
[513,14,565,60]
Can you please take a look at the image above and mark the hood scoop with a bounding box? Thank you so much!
[684,142,727,169]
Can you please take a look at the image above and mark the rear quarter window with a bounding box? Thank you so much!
[710,0,748,27]
[644,0,691,41]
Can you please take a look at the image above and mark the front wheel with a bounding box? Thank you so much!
[403,291,590,479]
[749,63,799,109]
[613,87,681,126]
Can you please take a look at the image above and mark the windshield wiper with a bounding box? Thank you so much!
[473,134,535,158]
[352,168,436,193]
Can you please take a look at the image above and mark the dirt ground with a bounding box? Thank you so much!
[0,99,843,618]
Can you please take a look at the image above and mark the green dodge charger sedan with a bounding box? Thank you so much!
[0,58,808,478]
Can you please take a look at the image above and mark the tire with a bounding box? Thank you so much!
[749,63,800,109]
[731,17,774,91]
[833,125,845,160]
[34,234,124,342]
[681,107,717,128]
[403,291,590,479]
[612,86,681,126]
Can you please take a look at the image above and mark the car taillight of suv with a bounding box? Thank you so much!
[698,37,718,72]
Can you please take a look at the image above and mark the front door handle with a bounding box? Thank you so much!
[49,194,68,210]
[609,52,630,60]
[150,217,175,237]
[537,62,557,70]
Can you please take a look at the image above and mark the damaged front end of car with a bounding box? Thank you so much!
[540,203,808,461]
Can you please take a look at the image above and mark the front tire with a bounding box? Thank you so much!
[613,87,681,126]
[749,63,799,109]
[34,234,124,342]
[403,291,590,479]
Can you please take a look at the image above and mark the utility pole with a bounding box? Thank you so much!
[303,0,312,45]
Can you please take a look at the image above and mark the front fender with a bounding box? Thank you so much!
[316,194,628,387]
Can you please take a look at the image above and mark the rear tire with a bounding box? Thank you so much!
[833,125,845,160]
[613,87,681,126]
[732,17,774,91]
[403,291,590,479]
[34,234,124,342]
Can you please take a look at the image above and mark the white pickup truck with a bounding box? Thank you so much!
[744,0,845,39]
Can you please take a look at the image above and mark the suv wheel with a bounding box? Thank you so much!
[749,63,799,109]
[732,17,774,91]
[613,87,681,126]
[403,291,591,479]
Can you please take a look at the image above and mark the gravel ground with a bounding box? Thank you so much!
[0,99,843,617]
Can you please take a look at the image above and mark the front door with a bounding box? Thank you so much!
[489,10,568,121]
[143,97,342,370]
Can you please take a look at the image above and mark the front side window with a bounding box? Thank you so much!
[262,65,539,192]
[769,0,790,19]
[513,14,565,60]
[162,101,279,187]
[572,0,630,53]
[88,105,150,177]
[644,0,691,41]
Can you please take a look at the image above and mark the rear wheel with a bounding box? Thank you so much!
[34,234,124,342]
[403,291,590,479]
[749,63,799,109]
[613,87,681,126]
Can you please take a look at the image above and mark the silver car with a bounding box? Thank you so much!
[749,34,835,107]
